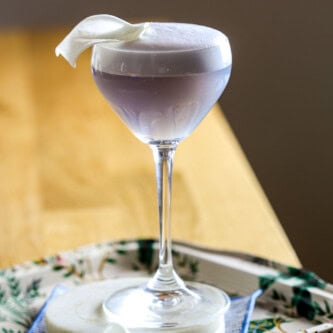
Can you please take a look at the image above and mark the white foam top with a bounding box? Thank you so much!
[111,22,227,52]
[92,22,232,75]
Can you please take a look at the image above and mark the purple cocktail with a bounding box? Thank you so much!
[90,21,232,332]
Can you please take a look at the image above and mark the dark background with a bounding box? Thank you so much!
[1,0,332,281]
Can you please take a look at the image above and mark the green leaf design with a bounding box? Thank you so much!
[189,260,199,275]
[137,239,155,272]
[25,279,41,298]
[292,286,316,320]
[287,266,326,289]
[105,258,117,264]
[324,300,331,313]
[314,301,326,316]
[116,249,127,255]
[13,319,28,328]
[258,263,333,323]
[271,289,287,303]
[52,265,64,271]
[249,316,287,332]
[259,275,276,291]
[63,264,75,278]
[7,277,21,298]
[0,289,5,304]
[51,263,85,279]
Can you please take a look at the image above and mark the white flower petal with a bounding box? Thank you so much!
[55,15,147,67]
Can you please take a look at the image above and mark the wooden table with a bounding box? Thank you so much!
[0,27,300,269]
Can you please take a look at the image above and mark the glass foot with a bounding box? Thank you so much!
[103,280,230,332]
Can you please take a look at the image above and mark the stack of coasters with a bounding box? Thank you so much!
[28,282,261,333]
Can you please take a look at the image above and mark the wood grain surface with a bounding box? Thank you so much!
[0,28,300,268]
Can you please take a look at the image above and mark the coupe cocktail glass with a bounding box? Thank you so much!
[91,22,232,332]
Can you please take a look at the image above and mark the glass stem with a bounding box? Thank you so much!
[147,143,185,292]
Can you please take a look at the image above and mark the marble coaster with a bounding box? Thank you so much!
[45,278,227,333]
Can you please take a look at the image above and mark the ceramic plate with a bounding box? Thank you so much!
[1,239,332,332]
